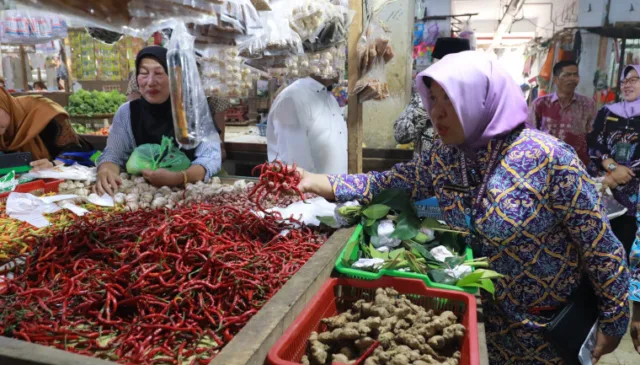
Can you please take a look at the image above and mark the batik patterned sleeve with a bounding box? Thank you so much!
[328,152,435,203]
[550,143,630,336]
[631,196,640,302]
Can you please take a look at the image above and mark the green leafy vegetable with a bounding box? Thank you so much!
[362,204,391,220]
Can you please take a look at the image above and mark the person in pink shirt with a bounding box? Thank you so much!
[528,60,596,166]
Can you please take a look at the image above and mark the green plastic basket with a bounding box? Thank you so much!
[335,225,477,294]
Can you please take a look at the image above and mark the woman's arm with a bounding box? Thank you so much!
[97,105,136,170]
[550,144,630,338]
[302,150,436,203]
[587,107,611,170]
[96,105,135,195]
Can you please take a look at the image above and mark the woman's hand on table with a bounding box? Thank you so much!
[96,163,122,196]
[142,169,183,187]
[29,158,54,172]
[296,168,335,201]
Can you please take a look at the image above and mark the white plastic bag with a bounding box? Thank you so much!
[199,45,258,98]
[238,2,303,59]
[353,19,393,102]
[167,22,221,149]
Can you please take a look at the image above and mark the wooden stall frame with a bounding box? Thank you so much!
[347,0,364,174]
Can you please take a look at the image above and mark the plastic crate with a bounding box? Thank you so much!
[335,225,477,294]
[257,122,267,137]
[0,179,64,203]
[266,277,479,365]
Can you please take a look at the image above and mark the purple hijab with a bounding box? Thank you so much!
[606,65,640,118]
[415,51,528,150]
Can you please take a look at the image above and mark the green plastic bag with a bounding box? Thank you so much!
[126,136,191,175]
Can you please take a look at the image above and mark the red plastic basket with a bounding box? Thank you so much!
[0,179,64,203]
[266,277,479,365]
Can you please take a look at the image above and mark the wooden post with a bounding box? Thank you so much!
[347,0,364,174]
[19,45,29,91]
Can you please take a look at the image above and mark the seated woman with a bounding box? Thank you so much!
[0,88,87,171]
[588,64,640,254]
[96,46,221,195]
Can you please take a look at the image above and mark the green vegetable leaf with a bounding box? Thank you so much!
[404,252,426,274]
[439,232,464,255]
[362,217,377,227]
[362,204,391,220]
[444,256,465,269]
[368,243,388,259]
[455,271,484,287]
[391,212,419,240]
[341,234,361,266]
[316,215,338,227]
[363,220,380,238]
[429,269,448,284]
[388,248,405,260]
[457,279,496,297]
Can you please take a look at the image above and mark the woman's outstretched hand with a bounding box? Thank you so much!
[296,167,335,201]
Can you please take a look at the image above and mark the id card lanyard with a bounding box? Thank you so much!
[459,140,505,232]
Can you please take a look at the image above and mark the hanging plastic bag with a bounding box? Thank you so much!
[126,136,191,175]
[459,21,476,50]
[353,20,394,103]
[238,2,303,59]
[167,22,221,149]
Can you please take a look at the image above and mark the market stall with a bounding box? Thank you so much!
[0,1,491,365]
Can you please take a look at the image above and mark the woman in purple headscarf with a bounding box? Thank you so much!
[588,65,640,255]
[299,51,630,364]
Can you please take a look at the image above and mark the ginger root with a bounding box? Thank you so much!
[303,288,466,365]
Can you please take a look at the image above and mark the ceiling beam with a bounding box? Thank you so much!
[488,0,527,51]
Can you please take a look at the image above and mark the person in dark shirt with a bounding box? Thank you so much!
[0,88,86,171]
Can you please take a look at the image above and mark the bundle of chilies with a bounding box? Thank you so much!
[249,160,306,212]
[0,202,328,364]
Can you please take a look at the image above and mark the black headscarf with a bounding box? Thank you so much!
[432,37,471,60]
[129,47,194,160]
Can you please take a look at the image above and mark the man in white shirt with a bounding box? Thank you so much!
[267,76,348,174]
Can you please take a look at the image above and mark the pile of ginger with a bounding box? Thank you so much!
[302,288,466,365]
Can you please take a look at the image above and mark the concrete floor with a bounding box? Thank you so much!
[599,325,638,365]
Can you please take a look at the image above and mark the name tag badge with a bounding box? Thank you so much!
[443,184,471,193]
[606,116,619,122]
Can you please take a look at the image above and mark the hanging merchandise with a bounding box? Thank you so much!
[289,0,354,53]
[459,21,476,50]
[0,9,67,44]
[353,19,395,103]
[199,45,261,98]
[306,44,347,80]
[250,0,271,11]
[238,2,303,60]
[413,23,424,47]
[167,22,221,149]
[86,27,123,44]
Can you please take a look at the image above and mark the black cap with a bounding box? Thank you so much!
[135,46,168,76]
[432,37,471,60]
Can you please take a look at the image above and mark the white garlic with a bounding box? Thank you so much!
[114,193,126,205]
[76,188,89,197]
[126,193,139,203]
[126,203,139,212]
[141,192,153,203]
[152,197,168,209]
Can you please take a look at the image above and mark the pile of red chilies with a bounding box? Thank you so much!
[0,203,327,364]
[249,160,305,212]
